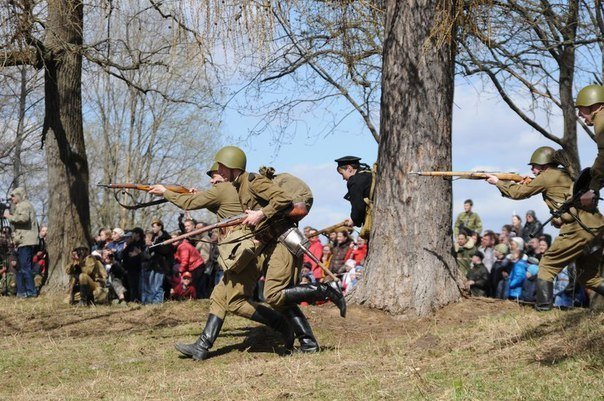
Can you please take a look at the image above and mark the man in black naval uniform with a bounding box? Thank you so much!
[335,156,373,228]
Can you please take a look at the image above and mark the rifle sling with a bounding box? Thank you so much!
[112,191,168,210]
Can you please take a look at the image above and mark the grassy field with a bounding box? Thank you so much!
[0,294,602,401]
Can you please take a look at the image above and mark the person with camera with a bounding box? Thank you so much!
[3,187,39,298]
[64,247,108,306]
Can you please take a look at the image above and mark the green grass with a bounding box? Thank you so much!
[0,295,601,400]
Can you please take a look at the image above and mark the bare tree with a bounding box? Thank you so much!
[84,3,221,231]
[457,1,604,174]
[0,1,222,287]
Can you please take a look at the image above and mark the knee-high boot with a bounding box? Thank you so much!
[283,306,319,353]
[175,314,223,360]
[535,279,554,312]
[250,305,295,350]
[283,282,346,317]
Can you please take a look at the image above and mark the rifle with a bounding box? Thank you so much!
[409,171,531,183]
[97,183,191,193]
[97,183,191,210]
[150,213,248,250]
[308,220,350,238]
[150,203,312,249]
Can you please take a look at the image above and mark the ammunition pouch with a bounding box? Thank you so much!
[218,228,258,274]
[278,227,310,258]
[254,219,295,244]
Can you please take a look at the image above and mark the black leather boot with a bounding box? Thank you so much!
[283,282,346,318]
[175,314,223,360]
[78,285,90,306]
[250,305,294,350]
[591,282,604,296]
[535,279,554,312]
[283,306,319,353]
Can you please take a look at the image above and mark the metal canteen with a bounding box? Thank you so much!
[279,227,310,258]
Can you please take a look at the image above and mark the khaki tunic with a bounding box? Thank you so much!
[65,256,108,303]
[453,211,483,237]
[495,168,604,288]
[165,182,262,320]
[233,172,299,309]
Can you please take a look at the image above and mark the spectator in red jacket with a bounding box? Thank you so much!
[173,234,205,299]
[303,228,325,281]
[351,236,367,266]
[171,271,197,300]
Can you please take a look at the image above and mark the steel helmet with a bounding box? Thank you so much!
[214,146,246,170]
[528,146,555,165]
[206,162,219,177]
[575,85,604,107]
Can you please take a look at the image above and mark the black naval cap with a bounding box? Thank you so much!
[335,156,362,168]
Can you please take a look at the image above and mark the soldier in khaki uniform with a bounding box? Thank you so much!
[214,146,345,353]
[64,247,108,305]
[453,199,483,237]
[149,164,293,360]
[486,147,604,310]
[576,85,604,207]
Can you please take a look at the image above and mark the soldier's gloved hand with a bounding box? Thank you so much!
[344,217,354,227]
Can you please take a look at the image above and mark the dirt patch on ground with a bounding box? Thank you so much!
[0,295,522,344]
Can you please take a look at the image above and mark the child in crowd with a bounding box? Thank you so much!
[171,272,196,301]
[507,249,528,300]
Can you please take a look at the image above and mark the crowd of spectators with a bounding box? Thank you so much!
[1,195,594,311]
[454,200,589,308]
[75,215,220,305]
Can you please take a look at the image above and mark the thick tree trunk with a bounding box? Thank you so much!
[559,1,580,176]
[350,0,461,315]
[43,0,91,288]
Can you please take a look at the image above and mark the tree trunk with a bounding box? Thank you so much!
[13,66,27,189]
[559,1,580,176]
[43,0,91,288]
[350,0,461,315]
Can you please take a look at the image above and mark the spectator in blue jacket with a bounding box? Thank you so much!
[507,249,528,300]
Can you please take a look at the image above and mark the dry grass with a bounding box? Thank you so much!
[0,295,602,401]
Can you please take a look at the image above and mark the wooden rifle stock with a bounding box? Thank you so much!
[409,171,531,183]
[308,220,350,238]
[97,183,191,194]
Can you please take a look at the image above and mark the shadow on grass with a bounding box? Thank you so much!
[501,309,604,366]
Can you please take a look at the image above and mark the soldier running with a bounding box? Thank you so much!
[149,163,293,360]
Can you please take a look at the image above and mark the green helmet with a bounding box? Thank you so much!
[214,146,246,170]
[575,85,604,107]
[528,146,555,165]
[206,162,219,177]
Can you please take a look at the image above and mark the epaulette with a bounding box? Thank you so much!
[248,173,257,182]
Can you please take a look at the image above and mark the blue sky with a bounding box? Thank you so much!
[220,79,598,237]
